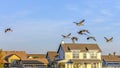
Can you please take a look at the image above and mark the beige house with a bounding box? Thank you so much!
[102,52,120,68]
[2,51,48,68]
[55,43,102,68]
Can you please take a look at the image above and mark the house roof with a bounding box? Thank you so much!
[58,59,101,63]
[27,54,48,64]
[2,51,27,63]
[27,54,46,58]
[21,60,44,64]
[22,58,48,64]
[46,51,57,61]
[71,59,101,63]
[102,55,120,62]
[2,51,27,59]
[58,43,102,52]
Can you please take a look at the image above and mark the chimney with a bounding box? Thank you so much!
[108,53,112,57]
[61,40,65,44]
[113,52,116,56]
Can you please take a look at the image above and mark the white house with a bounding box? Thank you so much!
[55,42,102,68]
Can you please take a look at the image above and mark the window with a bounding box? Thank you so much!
[91,63,97,68]
[83,53,87,59]
[73,50,79,59]
[90,52,97,59]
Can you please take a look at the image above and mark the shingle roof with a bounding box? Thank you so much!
[102,55,120,62]
[47,51,57,61]
[71,59,101,63]
[21,60,44,64]
[59,43,102,52]
[2,51,27,63]
[27,54,46,58]
[27,54,48,64]
[2,51,27,59]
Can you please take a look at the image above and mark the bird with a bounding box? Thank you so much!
[71,37,78,43]
[61,33,71,39]
[5,28,12,33]
[104,37,113,42]
[87,36,96,41]
[77,29,90,35]
[73,19,85,26]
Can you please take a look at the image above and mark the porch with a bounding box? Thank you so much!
[57,59,102,68]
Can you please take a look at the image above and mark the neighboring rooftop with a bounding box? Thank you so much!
[102,52,120,62]
[2,51,27,60]
[27,54,46,58]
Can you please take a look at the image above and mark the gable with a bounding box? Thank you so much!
[8,54,21,63]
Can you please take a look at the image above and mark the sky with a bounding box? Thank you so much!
[0,0,120,55]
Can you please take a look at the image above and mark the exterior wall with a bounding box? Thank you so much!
[65,52,72,60]
[8,55,20,63]
[97,53,101,59]
[63,63,102,68]
[65,50,101,60]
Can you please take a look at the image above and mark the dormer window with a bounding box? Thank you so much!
[72,50,80,59]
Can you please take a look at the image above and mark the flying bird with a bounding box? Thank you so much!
[5,28,12,33]
[87,36,96,41]
[61,33,71,39]
[71,37,78,43]
[104,37,113,42]
[77,29,90,35]
[73,19,85,26]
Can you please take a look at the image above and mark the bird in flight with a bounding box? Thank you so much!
[71,37,78,43]
[5,28,12,33]
[77,29,90,35]
[73,19,85,26]
[61,33,71,39]
[87,36,96,41]
[104,37,113,42]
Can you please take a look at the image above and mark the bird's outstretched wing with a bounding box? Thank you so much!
[104,37,113,42]
[61,33,71,38]
[110,37,113,40]
[73,19,85,26]
[87,36,96,41]
[104,37,108,40]
[79,19,85,24]
[67,33,71,37]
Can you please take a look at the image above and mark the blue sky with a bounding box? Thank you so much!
[0,0,120,54]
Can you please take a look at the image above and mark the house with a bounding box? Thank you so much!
[55,42,102,68]
[46,51,58,68]
[102,52,120,68]
[11,59,47,68]
[2,51,27,68]
[2,51,48,68]
[11,54,48,68]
